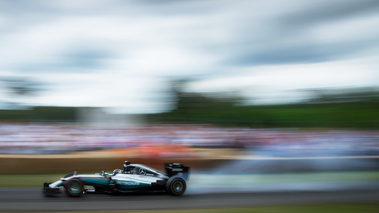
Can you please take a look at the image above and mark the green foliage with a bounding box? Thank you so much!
[0,106,78,122]
[148,91,379,128]
[32,107,77,121]
[0,88,378,128]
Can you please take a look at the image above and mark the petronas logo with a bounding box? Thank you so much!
[119,181,139,186]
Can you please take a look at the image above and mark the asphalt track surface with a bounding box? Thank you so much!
[1,184,378,211]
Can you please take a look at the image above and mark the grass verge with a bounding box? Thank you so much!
[1,203,378,213]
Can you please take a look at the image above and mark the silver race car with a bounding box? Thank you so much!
[43,161,189,197]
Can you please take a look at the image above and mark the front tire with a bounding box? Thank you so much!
[166,177,186,196]
[64,179,83,197]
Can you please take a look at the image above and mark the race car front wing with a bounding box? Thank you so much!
[43,182,61,195]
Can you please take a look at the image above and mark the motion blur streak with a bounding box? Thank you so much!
[0,0,379,210]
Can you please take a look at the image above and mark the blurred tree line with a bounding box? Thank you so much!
[0,77,378,128]
[147,86,379,129]
[0,107,77,122]
[0,77,77,122]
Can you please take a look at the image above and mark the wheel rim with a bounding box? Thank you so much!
[69,181,81,193]
[173,181,184,193]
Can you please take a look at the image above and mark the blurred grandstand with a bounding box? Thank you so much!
[1,123,378,157]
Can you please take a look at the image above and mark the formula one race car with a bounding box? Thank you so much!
[43,161,189,197]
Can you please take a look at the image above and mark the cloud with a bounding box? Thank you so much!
[0,0,378,112]
[217,0,379,66]
[186,56,379,104]
[12,46,116,73]
[283,0,379,27]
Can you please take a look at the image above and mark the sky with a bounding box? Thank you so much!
[0,0,378,113]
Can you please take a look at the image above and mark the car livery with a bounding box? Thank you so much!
[43,162,189,197]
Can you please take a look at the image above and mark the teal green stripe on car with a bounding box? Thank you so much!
[81,178,110,185]
[115,180,150,189]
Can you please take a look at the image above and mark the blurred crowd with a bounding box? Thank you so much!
[0,123,378,157]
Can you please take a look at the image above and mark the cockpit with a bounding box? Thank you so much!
[113,164,164,177]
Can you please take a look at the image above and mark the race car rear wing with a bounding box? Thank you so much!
[164,163,189,180]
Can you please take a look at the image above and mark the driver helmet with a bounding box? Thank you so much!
[123,161,130,167]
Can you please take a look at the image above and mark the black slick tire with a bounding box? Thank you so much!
[64,179,83,197]
[166,177,186,196]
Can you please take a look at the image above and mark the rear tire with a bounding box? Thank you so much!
[64,179,83,197]
[166,177,186,196]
